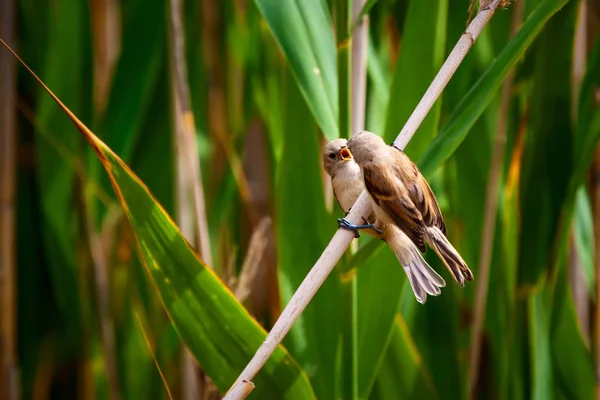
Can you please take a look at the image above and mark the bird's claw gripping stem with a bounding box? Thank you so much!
[337,218,378,238]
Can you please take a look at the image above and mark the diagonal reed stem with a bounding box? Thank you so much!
[225,2,507,399]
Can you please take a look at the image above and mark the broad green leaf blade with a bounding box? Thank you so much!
[518,0,577,285]
[528,291,552,400]
[419,0,571,177]
[406,261,464,399]
[366,36,391,134]
[508,301,529,400]
[103,149,314,398]
[564,34,600,203]
[99,0,166,162]
[550,265,595,400]
[130,68,175,216]
[383,0,448,161]
[486,118,525,399]
[275,74,341,400]
[4,41,316,400]
[356,246,406,398]
[451,116,495,276]
[254,0,339,139]
[34,0,90,340]
[370,316,438,400]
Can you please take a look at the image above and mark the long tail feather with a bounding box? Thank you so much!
[425,227,474,286]
[393,244,446,304]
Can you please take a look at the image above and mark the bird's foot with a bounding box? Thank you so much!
[337,218,377,238]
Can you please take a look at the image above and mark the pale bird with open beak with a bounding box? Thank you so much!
[322,139,446,303]
[340,130,474,286]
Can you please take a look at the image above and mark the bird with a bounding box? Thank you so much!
[342,130,474,286]
[322,138,446,303]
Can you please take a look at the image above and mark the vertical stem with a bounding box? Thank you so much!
[79,183,121,400]
[594,145,600,400]
[468,0,523,396]
[336,0,354,397]
[168,0,215,398]
[570,0,589,345]
[201,0,228,196]
[90,0,120,114]
[169,0,213,266]
[351,0,368,135]
[0,0,17,396]
[337,0,351,139]
[588,4,600,399]
[89,0,122,397]
[341,274,359,400]
[345,1,368,399]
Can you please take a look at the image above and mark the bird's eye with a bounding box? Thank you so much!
[328,153,337,160]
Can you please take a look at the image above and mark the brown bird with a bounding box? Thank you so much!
[341,131,474,286]
[322,139,446,303]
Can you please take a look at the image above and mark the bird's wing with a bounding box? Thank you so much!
[362,162,426,251]
[392,147,447,235]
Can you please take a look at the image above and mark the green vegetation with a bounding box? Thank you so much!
[2,0,600,398]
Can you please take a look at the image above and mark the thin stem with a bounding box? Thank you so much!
[337,0,352,139]
[346,0,368,398]
[88,0,122,397]
[594,143,600,399]
[168,0,214,398]
[81,185,121,400]
[351,0,368,134]
[169,0,213,266]
[0,0,17,396]
[223,2,506,398]
[467,0,523,396]
[341,274,359,400]
[595,146,600,400]
[336,0,355,395]
[337,0,354,397]
[569,0,590,346]
[90,0,120,114]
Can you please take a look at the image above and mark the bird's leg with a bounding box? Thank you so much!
[337,218,379,238]
[361,217,384,235]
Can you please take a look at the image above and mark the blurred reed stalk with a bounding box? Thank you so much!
[201,0,228,192]
[468,0,523,396]
[351,0,368,136]
[336,0,354,397]
[242,122,280,322]
[168,0,215,397]
[589,1,600,396]
[88,0,122,398]
[569,0,590,345]
[336,0,351,141]
[0,0,17,396]
[595,145,600,400]
[77,179,121,400]
[223,2,508,399]
[90,0,120,114]
[338,0,370,396]
[200,0,256,218]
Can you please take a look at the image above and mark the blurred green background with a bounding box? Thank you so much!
[1,0,600,398]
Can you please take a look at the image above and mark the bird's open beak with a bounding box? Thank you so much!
[340,147,353,161]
